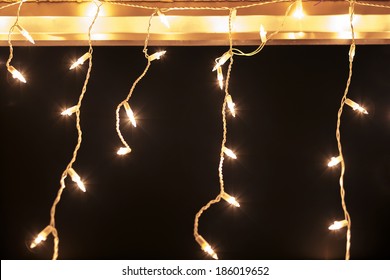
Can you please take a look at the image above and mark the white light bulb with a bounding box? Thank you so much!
[157,10,170,28]
[30,225,53,248]
[345,98,368,114]
[16,24,35,44]
[293,0,304,19]
[123,102,137,127]
[329,220,348,230]
[148,51,166,61]
[221,192,240,207]
[70,52,91,70]
[195,235,218,260]
[226,94,236,117]
[217,66,224,90]
[223,147,237,159]
[260,24,267,43]
[117,147,131,155]
[61,105,79,116]
[68,168,86,192]
[212,51,232,71]
[328,156,342,167]
[7,65,26,83]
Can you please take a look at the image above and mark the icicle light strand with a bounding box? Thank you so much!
[30,0,102,260]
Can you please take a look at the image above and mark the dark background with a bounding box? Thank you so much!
[1,45,389,260]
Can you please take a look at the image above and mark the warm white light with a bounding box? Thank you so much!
[7,65,26,83]
[117,147,131,155]
[67,168,86,192]
[30,225,53,248]
[329,220,348,230]
[345,98,368,114]
[195,235,218,260]
[70,52,91,70]
[328,156,342,167]
[349,45,356,62]
[157,10,170,28]
[61,105,79,116]
[260,24,267,43]
[217,66,224,90]
[221,192,240,207]
[212,51,232,71]
[16,24,34,44]
[223,147,237,159]
[226,94,236,117]
[148,51,166,61]
[293,0,304,19]
[124,101,137,127]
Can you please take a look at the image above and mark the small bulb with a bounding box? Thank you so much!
[226,94,236,117]
[157,10,170,28]
[123,102,137,127]
[345,98,368,114]
[221,192,240,207]
[30,225,53,248]
[148,51,166,61]
[70,52,91,70]
[117,147,131,155]
[328,156,342,167]
[16,24,35,44]
[329,220,348,230]
[195,235,218,260]
[217,66,224,90]
[67,168,86,192]
[260,24,267,43]
[293,0,304,19]
[7,65,26,83]
[61,105,79,116]
[212,51,232,71]
[223,146,237,159]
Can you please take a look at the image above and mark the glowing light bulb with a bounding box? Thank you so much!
[329,220,348,230]
[30,225,53,248]
[328,156,342,167]
[157,9,170,28]
[226,94,236,117]
[123,101,137,127]
[148,51,166,61]
[260,24,267,43]
[7,65,26,83]
[349,45,356,62]
[117,147,131,155]
[221,192,240,207]
[345,98,368,114]
[212,51,232,71]
[67,168,86,192]
[61,105,79,116]
[16,24,34,44]
[70,52,91,70]
[293,0,304,19]
[217,66,224,90]
[223,146,237,159]
[195,235,218,260]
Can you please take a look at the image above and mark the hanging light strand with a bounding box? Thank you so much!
[30,1,102,260]
[194,8,238,260]
[115,9,166,156]
[331,0,356,261]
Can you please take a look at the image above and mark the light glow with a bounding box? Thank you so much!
[329,220,348,230]
[195,235,218,260]
[124,101,137,127]
[16,24,34,44]
[157,10,170,28]
[226,94,236,117]
[293,0,304,19]
[345,98,368,114]
[117,147,131,155]
[148,51,166,61]
[260,24,267,43]
[223,146,237,159]
[328,156,342,167]
[70,52,91,70]
[7,65,26,83]
[61,105,79,116]
[30,225,53,248]
[217,66,223,89]
[212,51,232,71]
[221,192,240,207]
[67,168,86,192]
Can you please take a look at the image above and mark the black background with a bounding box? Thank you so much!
[1,45,389,260]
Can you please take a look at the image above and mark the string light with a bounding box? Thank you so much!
[67,168,86,192]
[61,105,79,116]
[0,0,385,260]
[123,101,137,127]
[70,52,92,70]
[345,98,368,114]
[329,220,349,231]
[7,65,26,83]
[30,225,54,249]
[157,9,170,28]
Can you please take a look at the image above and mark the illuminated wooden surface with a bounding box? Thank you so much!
[0,0,389,46]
